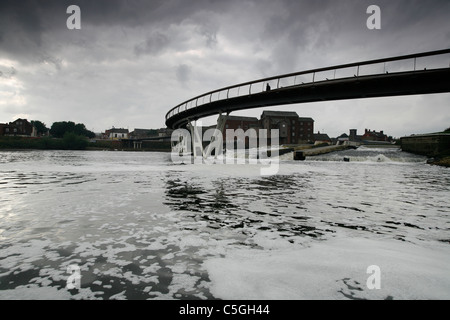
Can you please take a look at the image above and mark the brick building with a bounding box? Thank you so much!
[221,115,260,144]
[313,132,332,144]
[260,111,314,144]
[220,111,315,145]
[362,129,389,142]
[0,119,36,137]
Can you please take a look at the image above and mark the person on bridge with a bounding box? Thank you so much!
[266,83,271,91]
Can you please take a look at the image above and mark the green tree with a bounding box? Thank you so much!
[31,120,48,136]
[74,123,95,139]
[50,121,95,139]
[50,121,76,138]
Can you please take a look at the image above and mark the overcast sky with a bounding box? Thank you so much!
[0,0,449,138]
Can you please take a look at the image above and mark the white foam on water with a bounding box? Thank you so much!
[0,285,72,300]
[204,235,450,300]
[303,146,427,163]
[1,150,448,300]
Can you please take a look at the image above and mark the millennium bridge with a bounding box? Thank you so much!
[165,49,450,157]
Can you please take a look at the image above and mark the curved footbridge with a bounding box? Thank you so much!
[165,49,450,157]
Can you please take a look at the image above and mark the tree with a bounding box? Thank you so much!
[31,120,48,136]
[74,123,95,139]
[50,121,95,139]
[50,121,75,138]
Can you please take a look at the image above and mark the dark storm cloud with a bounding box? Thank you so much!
[0,0,232,64]
[1,0,449,135]
[0,1,43,57]
[2,0,447,65]
[0,0,229,31]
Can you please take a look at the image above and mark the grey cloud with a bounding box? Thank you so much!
[0,67,17,78]
[134,32,171,56]
[0,0,449,136]
[197,23,218,48]
[39,54,63,70]
[0,0,230,63]
[189,13,220,48]
[176,64,191,84]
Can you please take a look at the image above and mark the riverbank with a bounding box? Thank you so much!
[0,135,87,150]
[0,136,171,152]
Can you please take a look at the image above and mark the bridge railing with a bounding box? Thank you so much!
[166,49,450,122]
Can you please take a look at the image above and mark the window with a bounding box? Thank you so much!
[292,132,295,136]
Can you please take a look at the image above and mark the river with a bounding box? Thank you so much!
[0,147,449,299]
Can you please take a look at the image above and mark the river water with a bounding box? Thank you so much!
[0,147,449,300]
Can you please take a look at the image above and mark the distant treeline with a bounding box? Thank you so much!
[30,120,95,139]
[48,121,95,139]
[0,120,96,150]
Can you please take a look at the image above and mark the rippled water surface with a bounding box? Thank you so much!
[0,148,449,299]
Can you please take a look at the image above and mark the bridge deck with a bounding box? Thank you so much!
[166,49,450,129]
[166,68,450,129]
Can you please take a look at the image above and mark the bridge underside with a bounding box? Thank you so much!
[166,68,450,129]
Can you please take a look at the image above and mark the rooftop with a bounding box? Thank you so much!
[226,115,259,122]
[108,128,129,133]
[261,110,299,117]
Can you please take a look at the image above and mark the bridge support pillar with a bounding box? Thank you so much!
[204,113,228,159]
[187,120,203,160]
[184,113,229,161]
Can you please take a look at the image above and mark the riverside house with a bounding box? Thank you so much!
[0,119,37,137]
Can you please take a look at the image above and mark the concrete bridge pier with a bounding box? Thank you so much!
[204,112,228,159]
[186,120,203,160]
[185,112,229,160]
